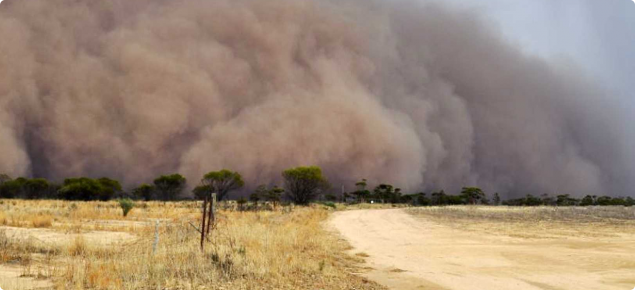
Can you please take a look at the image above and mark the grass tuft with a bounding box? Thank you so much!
[31,215,53,228]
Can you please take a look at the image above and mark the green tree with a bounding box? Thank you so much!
[524,194,543,206]
[401,193,427,205]
[282,166,329,205]
[59,178,104,201]
[249,191,261,206]
[23,178,50,199]
[493,193,501,205]
[0,177,23,198]
[325,193,337,201]
[264,186,284,208]
[153,174,187,201]
[422,193,432,205]
[580,195,596,206]
[609,197,628,206]
[97,177,123,201]
[133,184,155,201]
[373,184,395,203]
[201,170,244,201]
[460,187,486,205]
[191,185,211,201]
[431,190,448,205]
[237,197,247,211]
[541,194,556,206]
[556,194,578,206]
[250,185,268,204]
[447,195,466,205]
[596,196,613,206]
[392,188,403,203]
[0,174,11,190]
[352,179,370,203]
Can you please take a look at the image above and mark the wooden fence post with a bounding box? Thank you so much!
[201,194,208,251]
[207,193,216,235]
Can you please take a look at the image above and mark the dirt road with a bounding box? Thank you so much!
[330,209,635,290]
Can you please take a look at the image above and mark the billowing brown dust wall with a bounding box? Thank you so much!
[0,0,632,197]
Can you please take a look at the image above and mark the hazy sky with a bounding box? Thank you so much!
[437,0,635,103]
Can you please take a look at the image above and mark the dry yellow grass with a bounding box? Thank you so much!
[407,205,635,238]
[0,199,384,290]
[31,215,53,228]
[337,203,411,210]
[0,211,6,226]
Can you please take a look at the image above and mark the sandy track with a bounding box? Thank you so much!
[330,209,635,290]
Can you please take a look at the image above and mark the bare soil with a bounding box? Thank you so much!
[0,264,53,290]
[0,226,136,246]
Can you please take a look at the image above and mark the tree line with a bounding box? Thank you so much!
[1,169,633,207]
[342,182,493,206]
[501,194,635,207]
[342,181,634,207]
[0,166,329,205]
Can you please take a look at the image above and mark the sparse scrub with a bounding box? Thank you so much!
[408,206,635,238]
[410,206,635,222]
[0,229,54,264]
[0,199,384,289]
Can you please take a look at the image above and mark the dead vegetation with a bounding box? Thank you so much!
[0,199,384,290]
[408,206,635,238]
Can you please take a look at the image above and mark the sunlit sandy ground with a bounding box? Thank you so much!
[331,206,635,290]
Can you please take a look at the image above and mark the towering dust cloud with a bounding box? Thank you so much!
[0,0,632,197]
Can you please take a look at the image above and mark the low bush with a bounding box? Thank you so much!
[118,198,135,217]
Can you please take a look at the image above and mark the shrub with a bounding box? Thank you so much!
[118,198,135,217]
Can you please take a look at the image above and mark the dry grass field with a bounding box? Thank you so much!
[0,199,384,290]
[408,206,635,238]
